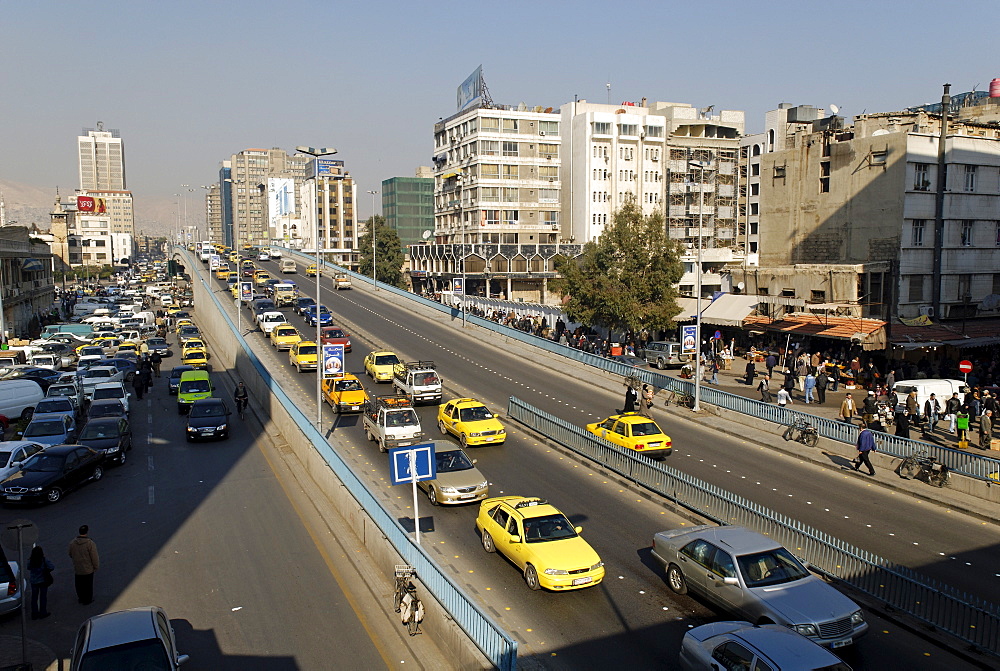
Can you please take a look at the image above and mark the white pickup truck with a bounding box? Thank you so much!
[392,361,442,405]
[362,395,424,452]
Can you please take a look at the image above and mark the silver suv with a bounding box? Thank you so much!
[643,341,689,369]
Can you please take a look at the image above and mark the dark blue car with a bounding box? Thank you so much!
[303,305,332,327]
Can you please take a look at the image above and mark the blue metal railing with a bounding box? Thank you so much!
[187,248,518,670]
[507,396,1000,657]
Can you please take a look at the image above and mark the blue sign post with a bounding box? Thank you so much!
[389,443,437,544]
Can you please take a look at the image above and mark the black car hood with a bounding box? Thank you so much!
[1,468,61,489]
[187,415,227,429]
[79,437,121,451]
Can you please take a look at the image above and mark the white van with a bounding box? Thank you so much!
[893,379,967,417]
[280,259,297,274]
[0,379,46,421]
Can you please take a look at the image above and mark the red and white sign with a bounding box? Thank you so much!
[958,360,973,374]
[77,196,95,212]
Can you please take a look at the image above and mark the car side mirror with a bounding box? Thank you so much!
[509,535,521,543]
[574,526,583,534]
[11,461,21,469]
[723,576,739,586]
[16,431,22,437]
[471,458,478,464]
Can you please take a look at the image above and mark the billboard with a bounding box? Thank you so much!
[457,65,483,112]
[681,325,697,354]
[322,344,345,379]
[268,177,295,233]
[76,196,106,213]
[314,158,345,177]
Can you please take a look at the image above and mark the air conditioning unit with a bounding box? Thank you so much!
[919,305,935,317]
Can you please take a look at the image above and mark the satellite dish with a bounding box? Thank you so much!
[421,230,432,240]
[736,281,745,291]
[829,104,840,115]
[872,129,890,136]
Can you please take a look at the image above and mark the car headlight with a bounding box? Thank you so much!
[29,487,43,492]
[850,610,865,626]
[218,424,227,431]
[792,624,818,637]
[590,561,604,571]
[470,432,482,437]
[478,481,488,489]
[544,568,569,575]
[439,487,457,494]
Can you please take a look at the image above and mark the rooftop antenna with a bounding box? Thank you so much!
[606,80,611,104]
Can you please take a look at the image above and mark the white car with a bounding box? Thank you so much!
[47,382,85,413]
[80,366,125,401]
[257,251,270,262]
[91,382,132,413]
[0,441,46,482]
[258,311,286,335]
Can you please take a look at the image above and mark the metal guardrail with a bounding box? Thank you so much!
[285,245,1000,481]
[189,248,518,670]
[507,396,1000,657]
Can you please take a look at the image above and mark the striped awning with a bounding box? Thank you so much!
[21,258,45,272]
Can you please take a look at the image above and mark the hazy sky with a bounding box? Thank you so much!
[2,0,995,233]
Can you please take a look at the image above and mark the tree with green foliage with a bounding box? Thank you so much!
[551,195,685,335]
[357,215,405,288]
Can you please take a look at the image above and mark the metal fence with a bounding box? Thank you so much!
[507,396,1000,657]
[193,250,518,670]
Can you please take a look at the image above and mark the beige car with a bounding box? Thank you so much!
[417,442,489,506]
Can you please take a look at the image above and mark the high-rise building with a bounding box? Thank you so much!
[382,170,434,250]
[227,148,309,248]
[299,158,358,268]
[205,184,223,245]
[78,123,125,191]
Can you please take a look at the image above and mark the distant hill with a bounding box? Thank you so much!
[0,180,55,229]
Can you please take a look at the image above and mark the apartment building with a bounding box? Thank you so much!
[298,158,358,268]
[205,184,223,245]
[382,170,434,251]
[227,148,309,248]
[78,124,125,191]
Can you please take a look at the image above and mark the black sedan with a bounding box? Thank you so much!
[77,417,132,466]
[0,444,105,504]
[294,296,316,315]
[145,337,173,358]
[87,399,128,421]
[186,398,231,441]
[168,366,195,395]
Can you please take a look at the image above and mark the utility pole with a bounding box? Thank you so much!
[931,83,951,321]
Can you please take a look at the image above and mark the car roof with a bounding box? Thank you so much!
[449,398,486,407]
[493,496,561,520]
[43,444,87,456]
[83,607,161,651]
[192,398,224,407]
[90,399,124,407]
[728,623,844,666]
[0,441,44,451]
[688,526,781,555]
[171,365,195,374]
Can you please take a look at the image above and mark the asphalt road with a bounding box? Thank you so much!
[229,257,992,670]
[0,325,439,669]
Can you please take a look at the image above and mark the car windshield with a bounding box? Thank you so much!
[522,514,578,543]
[24,454,66,472]
[190,404,225,418]
[459,406,493,422]
[24,420,65,437]
[90,403,124,417]
[297,346,317,356]
[80,423,120,440]
[84,370,112,379]
[35,400,72,414]
[77,639,172,671]
[148,339,166,347]
[435,450,474,473]
[93,387,124,400]
[276,329,296,338]
[385,410,419,427]
[335,380,362,391]
[737,547,812,588]
[48,387,75,398]
[179,327,199,336]
[629,421,662,437]
[179,380,210,394]
[324,329,345,338]
[415,372,439,386]
[182,352,204,362]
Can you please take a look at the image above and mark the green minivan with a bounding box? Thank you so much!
[177,370,213,415]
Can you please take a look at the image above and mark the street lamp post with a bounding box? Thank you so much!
[367,190,378,291]
[689,158,710,413]
[296,146,338,432]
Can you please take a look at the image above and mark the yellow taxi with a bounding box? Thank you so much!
[437,398,506,446]
[229,251,239,263]
[305,264,320,277]
[180,347,209,370]
[254,272,272,287]
[321,373,370,413]
[269,324,301,351]
[181,338,207,355]
[216,267,231,280]
[475,496,604,591]
[363,350,400,383]
[117,341,141,356]
[289,341,318,373]
[585,412,672,459]
[175,319,195,332]
[166,305,183,316]
[229,281,242,298]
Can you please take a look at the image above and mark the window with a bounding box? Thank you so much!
[871,150,887,165]
[483,210,499,226]
[480,187,499,202]
[619,124,638,136]
[480,164,499,179]
[781,288,795,297]
[502,165,518,180]
[502,210,519,226]
[996,221,1000,246]
[957,274,972,300]
[539,165,559,180]
[961,220,974,246]
[480,117,499,132]
[994,273,1000,295]
[502,118,518,133]
[811,290,826,302]
[538,188,558,203]
[539,143,559,159]
[773,165,785,178]
[593,122,611,135]
[539,120,559,136]
[542,211,558,226]
[819,161,831,193]
[480,140,499,156]
[644,125,663,138]
[501,187,518,201]
[911,219,925,247]
[502,141,518,157]
[908,276,923,302]
[914,163,930,190]
[964,165,977,192]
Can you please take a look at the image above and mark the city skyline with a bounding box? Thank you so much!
[1,0,994,234]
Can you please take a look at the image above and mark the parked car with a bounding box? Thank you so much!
[6,367,60,392]
[185,398,231,441]
[20,414,77,447]
[78,417,132,466]
[293,296,316,315]
[678,621,853,671]
[0,441,46,482]
[91,382,132,414]
[47,383,85,415]
[86,399,128,421]
[0,561,24,616]
[70,606,189,670]
[0,379,46,421]
[0,444,105,504]
[651,525,868,648]
[30,397,77,422]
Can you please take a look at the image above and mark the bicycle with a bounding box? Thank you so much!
[666,389,695,409]
[235,396,248,420]
[782,417,819,447]
[897,449,950,487]
[393,565,424,636]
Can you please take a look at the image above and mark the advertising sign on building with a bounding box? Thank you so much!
[314,158,345,177]
[322,344,345,379]
[457,65,483,112]
[77,196,95,212]
[268,177,295,224]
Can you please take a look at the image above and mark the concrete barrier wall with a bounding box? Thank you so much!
[183,251,495,670]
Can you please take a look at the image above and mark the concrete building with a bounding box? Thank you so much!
[226,148,309,248]
[751,95,1000,332]
[49,194,132,267]
[0,226,55,340]
[218,161,233,248]
[561,99,745,298]
[411,103,580,303]
[298,158,358,268]
[382,170,434,250]
[78,123,125,191]
[205,184,223,245]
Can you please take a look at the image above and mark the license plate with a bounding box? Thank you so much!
[6,495,21,501]
[459,494,475,500]
[830,639,851,649]
[349,406,359,411]
[201,429,214,434]
[572,577,593,586]
[648,442,662,447]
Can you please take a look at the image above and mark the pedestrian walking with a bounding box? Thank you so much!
[709,357,719,385]
[765,353,776,379]
[803,371,816,404]
[923,393,941,436]
[981,410,994,450]
[639,384,654,418]
[839,393,857,424]
[140,358,153,393]
[757,375,772,403]
[27,546,54,619]
[862,391,879,428]
[132,371,145,401]
[744,360,756,386]
[815,369,828,405]
[776,387,792,408]
[852,426,878,476]
[150,351,162,378]
[68,525,99,605]
[622,384,638,414]
[945,392,961,434]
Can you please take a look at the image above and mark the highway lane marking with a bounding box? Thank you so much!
[147,456,154,471]
[148,485,154,505]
